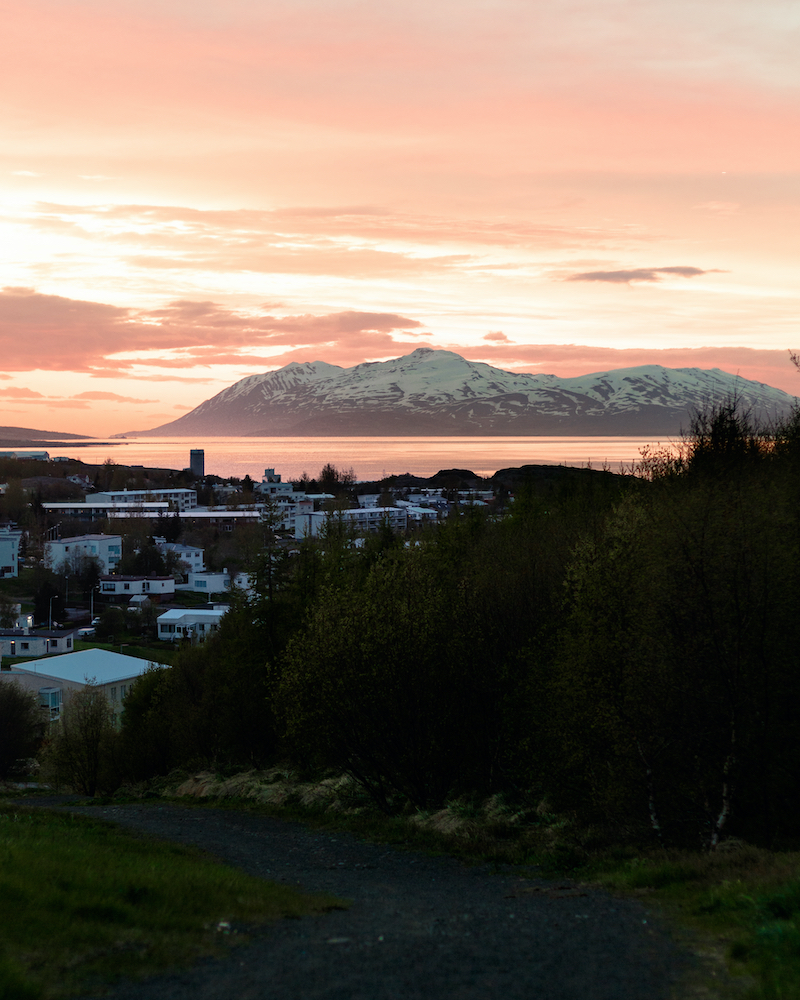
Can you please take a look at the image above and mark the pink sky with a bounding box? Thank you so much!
[1,0,798,435]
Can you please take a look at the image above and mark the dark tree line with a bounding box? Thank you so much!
[102,402,800,846]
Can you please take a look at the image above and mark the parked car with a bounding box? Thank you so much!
[77,626,96,638]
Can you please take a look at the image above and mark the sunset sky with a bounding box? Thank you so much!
[2,0,799,436]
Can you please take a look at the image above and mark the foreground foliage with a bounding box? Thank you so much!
[114,401,800,854]
[0,682,42,779]
[0,804,342,999]
[39,687,119,797]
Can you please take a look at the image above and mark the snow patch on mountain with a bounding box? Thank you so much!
[133,349,798,437]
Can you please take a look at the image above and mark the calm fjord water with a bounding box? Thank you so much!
[47,436,670,481]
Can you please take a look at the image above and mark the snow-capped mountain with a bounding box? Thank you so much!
[133,348,798,437]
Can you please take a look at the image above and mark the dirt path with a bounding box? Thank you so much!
[31,800,693,999]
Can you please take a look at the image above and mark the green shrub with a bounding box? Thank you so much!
[277,549,517,812]
[0,681,42,778]
[39,686,121,795]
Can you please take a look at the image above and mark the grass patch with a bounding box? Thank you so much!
[0,803,344,999]
[568,848,800,998]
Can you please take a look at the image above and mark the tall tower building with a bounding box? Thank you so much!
[190,449,205,478]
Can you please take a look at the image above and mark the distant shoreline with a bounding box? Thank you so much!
[0,440,124,449]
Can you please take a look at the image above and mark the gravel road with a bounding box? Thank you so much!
[24,800,693,999]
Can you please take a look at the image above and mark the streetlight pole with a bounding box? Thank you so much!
[48,595,54,630]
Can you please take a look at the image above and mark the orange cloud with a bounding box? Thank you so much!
[0,387,47,398]
[0,287,426,373]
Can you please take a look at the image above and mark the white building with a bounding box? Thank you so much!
[0,648,166,722]
[99,575,175,601]
[255,468,295,499]
[395,502,441,524]
[45,534,122,574]
[175,569,253,595]
[0,526,22,577]
[92,488,197,512]
[153,538,205,574]
[0,628,77,659]
[157,607,227,643]
[176,570,230,593]
[10,605,34,631]
[294,504,408,539]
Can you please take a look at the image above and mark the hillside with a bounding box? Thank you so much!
[0,426,90,442]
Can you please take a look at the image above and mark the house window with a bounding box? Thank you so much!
[21,642,28,650]
[124,583,130,591]
[120,684,127,698]
[66,638,72,648]
[50,639,58,648]
[111,687,116,701]
[102,583,115,592]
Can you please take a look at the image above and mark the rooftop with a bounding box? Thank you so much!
[100,574,173,582]
[49,533,122,543]
[157,608,227,623]
[6,648,165,685]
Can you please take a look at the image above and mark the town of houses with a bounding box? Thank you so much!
[0,456,500,721]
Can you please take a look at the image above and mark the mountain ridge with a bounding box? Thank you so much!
[129,348,798,437]
[0,426,90,441]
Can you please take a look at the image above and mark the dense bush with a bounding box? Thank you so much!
[0,682,42,778]
[277,550,497,810]
[40,686,120,796]
[94,606,126,640]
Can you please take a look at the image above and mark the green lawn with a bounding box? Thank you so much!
[73,640,179,664]
[0,804,344,999]
[585,849,800,999]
